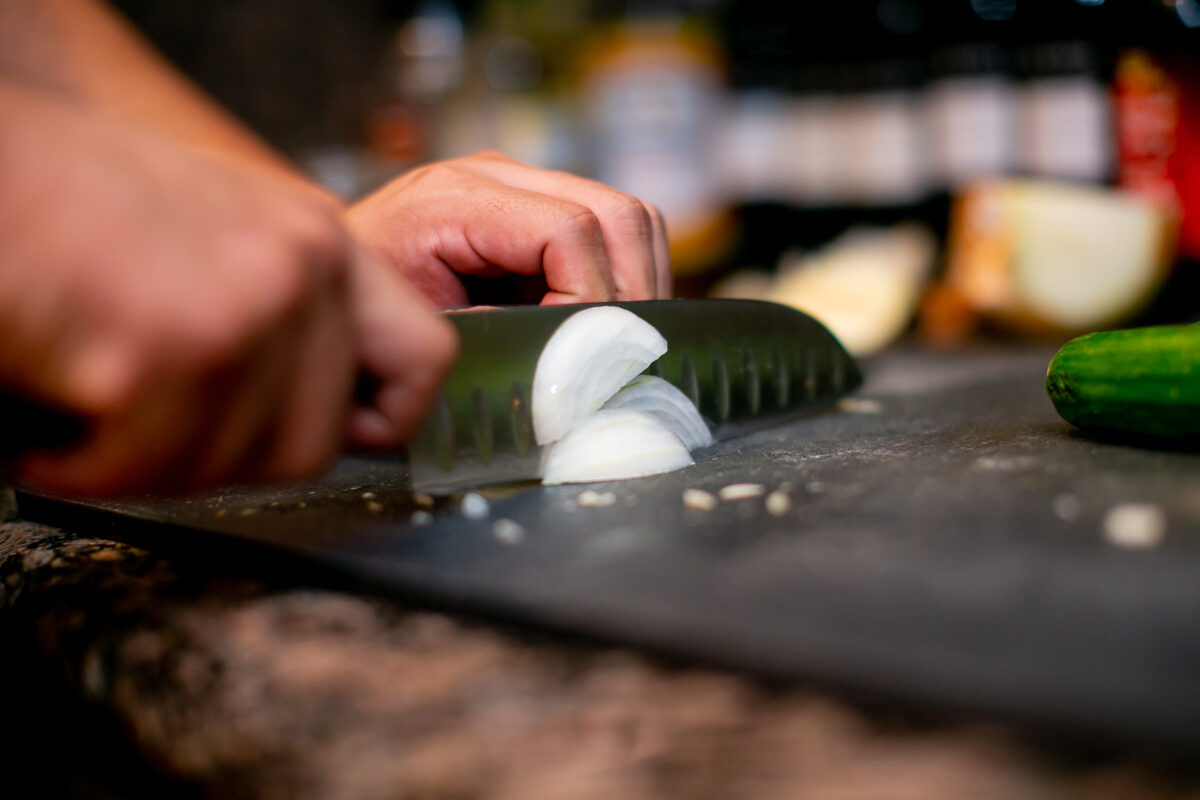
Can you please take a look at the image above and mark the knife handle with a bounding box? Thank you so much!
[0,393,87,462]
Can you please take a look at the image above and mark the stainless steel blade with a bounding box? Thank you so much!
[408,299,860,493]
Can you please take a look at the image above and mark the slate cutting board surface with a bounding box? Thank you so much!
[19,346,1200,754]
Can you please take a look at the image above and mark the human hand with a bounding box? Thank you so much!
[347,151,672,308]
[0,83,455,495]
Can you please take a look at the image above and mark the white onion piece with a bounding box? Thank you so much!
[601,375,713,451]
[532,306,668,445]
[541,410,693,485]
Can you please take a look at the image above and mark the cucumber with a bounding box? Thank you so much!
[1046,324,1200,439]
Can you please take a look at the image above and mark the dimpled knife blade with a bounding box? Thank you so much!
[407,299,861,493]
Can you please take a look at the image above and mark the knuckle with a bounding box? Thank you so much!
[606,193,654,237]
[393,162,440,193]
[471,150,515,164]
[560,204,604,242]
[399,161,469,193]
[64,345,142,418]
[399,162,434,185]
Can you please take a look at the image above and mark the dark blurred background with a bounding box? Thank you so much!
[112,0,1200,351]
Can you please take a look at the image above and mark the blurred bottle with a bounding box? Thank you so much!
[829,7,928,207]
[1107,0,1200,321]
[434,0,587,171]
[1010,0,1114,184]
[716,1,937,273]
[1115,51,1180,211]
[1110,0,1200,263]
[923,2,1018,190]
[369,0,466,167]
[578,0,736,280]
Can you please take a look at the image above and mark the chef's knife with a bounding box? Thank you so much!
[3,300,858,494]
[408,299,860,493]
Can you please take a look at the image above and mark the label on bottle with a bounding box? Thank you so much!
[925,75,1016,187]
[589,62,721,219]
[1115,50,1178,201]
[1018,75,1113,181]
[582,26,733,275]
[833,90,926,204]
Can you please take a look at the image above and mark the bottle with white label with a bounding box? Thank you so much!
[1012,2,1114,183]
[831,55,928,207]
[579,2,736,279]
[925,40,1017,190]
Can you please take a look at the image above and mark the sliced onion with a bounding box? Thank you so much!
[532,306,667,445]
[601,375,713,451]
[540,410,693,485]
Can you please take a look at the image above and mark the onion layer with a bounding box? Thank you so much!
[601,375,713,450]
[532,307,667,445]
[540,410,693,485]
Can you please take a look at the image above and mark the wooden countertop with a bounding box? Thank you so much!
[3,513,1197,799]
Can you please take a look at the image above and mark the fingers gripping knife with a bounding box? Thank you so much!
[408,299,861,493]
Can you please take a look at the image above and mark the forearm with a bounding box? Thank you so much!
[0,0,334,203]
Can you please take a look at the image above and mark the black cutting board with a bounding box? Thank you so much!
[19,346,1200,755]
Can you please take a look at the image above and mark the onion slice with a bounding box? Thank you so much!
[541,410,693,485]
[532,306,668,445]
[601,375,713,451]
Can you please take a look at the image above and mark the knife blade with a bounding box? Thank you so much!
[408,299,861,493]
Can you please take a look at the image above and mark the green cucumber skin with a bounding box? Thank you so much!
[1046,325,1200,438]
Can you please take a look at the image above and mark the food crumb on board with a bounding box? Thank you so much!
[413,493,435,509]
[765,490,792,516]
[837,397,884,414]
[719,483,767,501]
[411,510,433,526]
[239,508,257,517]
[460,492,490,520]
[366,501,385,513]
[577,490,617,508]
[1052,493,1083,522]
[1102,502,1166,549]
[492,518,526,545]
[682,488,718,511]
[361,491,377,500]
